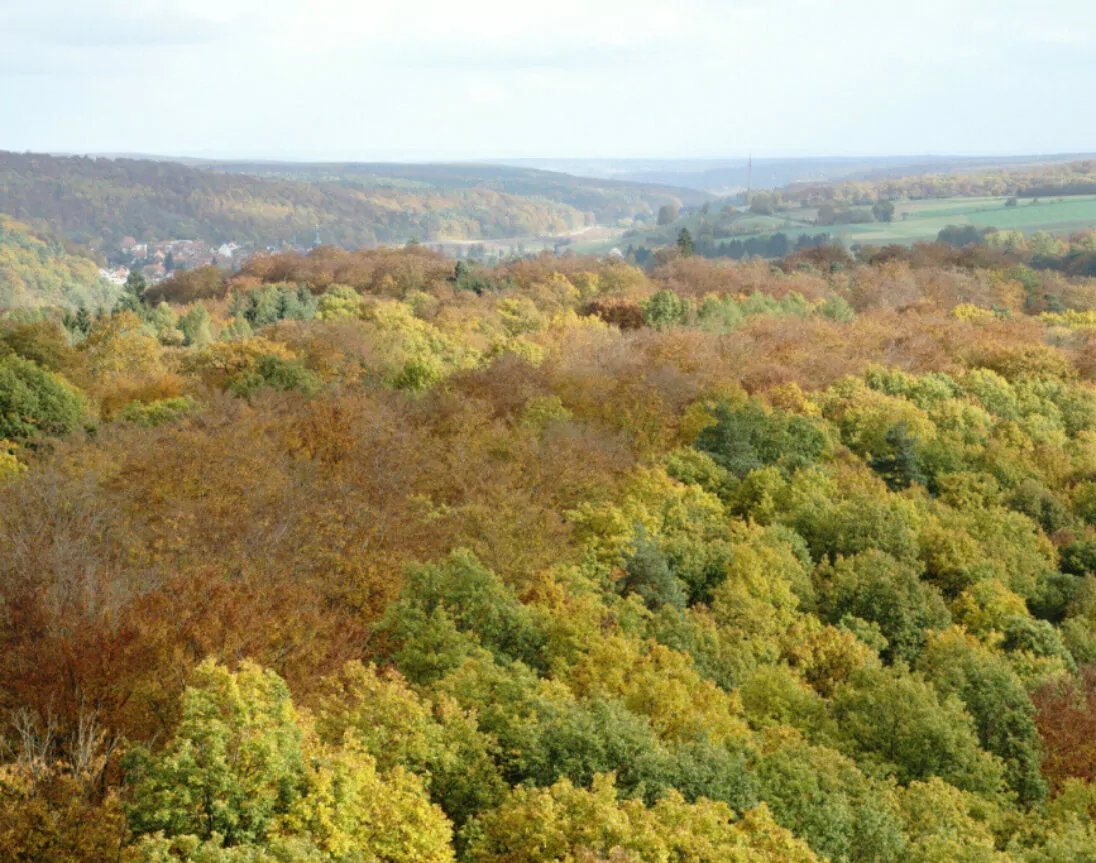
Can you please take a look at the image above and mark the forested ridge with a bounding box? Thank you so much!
[0,216,116,309]
[0,152,698,250]
[787,160,1096,207]
[206,160,709,224]
[8,241,1096,861]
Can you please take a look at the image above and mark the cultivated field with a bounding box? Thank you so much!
[583,194,1096,257]
[843,195,1096,245]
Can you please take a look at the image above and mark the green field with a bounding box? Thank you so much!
[842,195,1096,245]
[582,194,1096,257]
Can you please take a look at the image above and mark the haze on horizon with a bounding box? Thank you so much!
[1,0,1093,163]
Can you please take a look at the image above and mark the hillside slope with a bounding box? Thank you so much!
[0,216,115,310]
[0,152,703,251]
[500,154,1096,194]
[202,160,710,225]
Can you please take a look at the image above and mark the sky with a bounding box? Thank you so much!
[1,0,1093,161]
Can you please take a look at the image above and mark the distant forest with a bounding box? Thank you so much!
[786,160,1096,206]
[0,153,702,251]
[207,160,709,223]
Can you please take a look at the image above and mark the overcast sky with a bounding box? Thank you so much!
[1,0,1093,161]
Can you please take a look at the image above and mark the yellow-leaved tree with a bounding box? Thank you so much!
[464,774,819,863]
[123,659,454,863]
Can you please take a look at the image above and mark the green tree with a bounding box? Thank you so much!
[677,227,695,257]
[695,400,828,479]
[379,549,546,683]
[74,305,92,337]
[869,422,927,490]
[1001,616,1075,671]
[125,660,306,847]
[519,695,667,794]
[227,355,318,399]
[642,289,690,330]
[820,295,856,323]
[754,741,906,863]
[0,354,86,442]
[872,200,896,222]
[917,629,1047,804]
[815,550,950,664]
[831,666,1006,794]
[750,193,778,215]
[618,525,686,611]
[179,302,213,347]
[124,269,147,302]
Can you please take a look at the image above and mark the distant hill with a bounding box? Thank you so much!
[0,152,706,253]
[198,160,711,225]
[501,154,1096,195]
[576,158,1096,264]
[0,216,116,310]
[777,159,1096,206]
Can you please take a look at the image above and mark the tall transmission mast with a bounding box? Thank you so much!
[746,154,753,207]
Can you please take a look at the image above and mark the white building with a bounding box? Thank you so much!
[100,267,129,286]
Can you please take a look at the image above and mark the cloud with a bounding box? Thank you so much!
[0,0,1094,158]
[0,0,233,47]
[1029,25,1094,47]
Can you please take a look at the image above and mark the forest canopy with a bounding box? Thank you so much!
[6,240,1096,861]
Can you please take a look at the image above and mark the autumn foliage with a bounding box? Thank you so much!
[4,244,1096,860]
